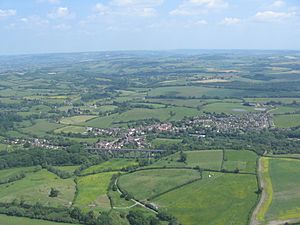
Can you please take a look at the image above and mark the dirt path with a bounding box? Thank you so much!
[114,177,158,214]
[250,157,265,225]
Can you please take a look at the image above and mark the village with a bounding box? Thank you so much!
[90,112,273,150]
[4,112,273,151]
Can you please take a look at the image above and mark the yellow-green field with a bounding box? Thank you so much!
[265,158,300,222]
[152,150,223,170]
[74,172,115,211]
[223,150,257,173]
[118,169,201,200]
[154,172,258,225]
[81,159,138,175]
[60,115,97,125]
[0,169,75,208]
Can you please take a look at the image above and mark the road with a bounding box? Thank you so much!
[250,157,265,225]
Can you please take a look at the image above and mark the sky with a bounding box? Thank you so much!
[0,0,299,54]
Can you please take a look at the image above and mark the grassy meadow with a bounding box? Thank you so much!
[0,169,75,208]
[223,150,257,173]
[74,172,115,211]
[118,169,201,200]
[81,159,138,175]
[152,150,223,170]
[154,172,258,225]
[265,158,300,222]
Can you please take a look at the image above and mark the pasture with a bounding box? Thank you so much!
[152,150,223,170]
[151,138,183,147]
[118,169,201,200]
[203,102,257,114]
[265,158,300,222]
[54,125,86,134]
[0,169,75,208]
[222,150,257,173]
[83,106,203,128]
[81,159,138,175]
[148,86,244,98]
[0,167,37,181]
[21,119,63,136]
[154,172,258,225]
[60,115,97,125]
[74,172,115,211]
[274,114,300,128]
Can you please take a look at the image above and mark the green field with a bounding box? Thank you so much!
[0,167,37,181]
[0,214,79,225]
[154,172,258,225]
[265,158,300,221]
[152,150,223,170]
[274,114,300,128]
[60,115,97,125]
[0,169,75,207]
[203,102,257,114]
[272,106,299,115]
[54,125,86,134]
[74,172,115,211]
[245,97,300,104]
[151,138,183,147]
[21,119,63,136]
[81,159,138,175]
[223,150,257,173]
[118,169,201,200]
[83,107,203,128]
[148,86,244,98]
[53,165,80,173]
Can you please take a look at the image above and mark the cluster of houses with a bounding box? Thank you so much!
[94,123,173,149]
[179,112,273,134]
[5,138,61,149]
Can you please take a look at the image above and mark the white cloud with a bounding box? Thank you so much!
[20,15,49,28]
[53,23,71,30]
[254,10,296,22]
[189,0,228,9]
[48,7,74,19]
[170,0,228,16]
[0,9,16,18]
[111,0,164,8]
[138,8,157,17]
[36,0,60,4]
[270,0,285,8]
[93,1,160,17]
[220,17,241,25]
[94,3,111,15]
[196,19,208,25]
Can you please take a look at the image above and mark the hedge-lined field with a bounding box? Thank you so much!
[118,169,201,200]
[154,172,258,225]
[265,158,300,222]
[81,159,138,175]
[223,150,257,173]
[74,172,115,211]
[152,150,223,170]
[0,169,75,208]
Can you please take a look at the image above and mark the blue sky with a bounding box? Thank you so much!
[0,0,299,54]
